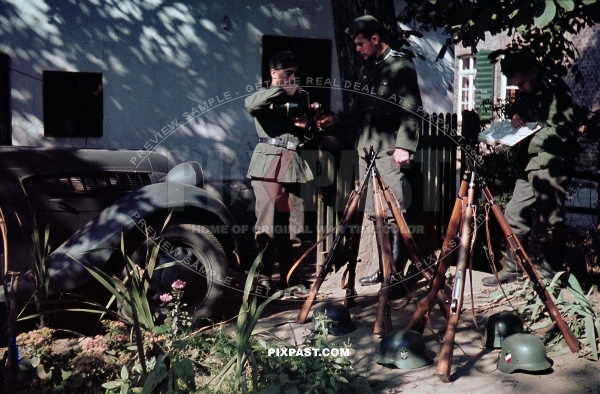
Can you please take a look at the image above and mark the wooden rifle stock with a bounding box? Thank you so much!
[342,204,364,308]
[297,149,377,324]
[297,189,361,323]
[405,171,469,330]
[372,167,393,335]
[435,172,476,383]
[481,185,580,353]
[379,176,449,315]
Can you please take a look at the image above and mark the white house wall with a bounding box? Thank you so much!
[2,0,453,184]
[395,1,454,116]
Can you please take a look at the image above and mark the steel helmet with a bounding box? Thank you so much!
[484,311,524,349]
[498,333,552,373]
[311,303,356,336]
[374,329,433,369]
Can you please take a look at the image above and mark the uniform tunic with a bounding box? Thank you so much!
[338,46,422,156]
[246,86,313,183]
[338,46,423,219]
[502,66,577,268]
[246,86,312,246]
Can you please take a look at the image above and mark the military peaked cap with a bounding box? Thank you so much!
[269,51,297,70]
[349,15,381,38]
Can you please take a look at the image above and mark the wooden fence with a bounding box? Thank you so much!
[314,112,460,268]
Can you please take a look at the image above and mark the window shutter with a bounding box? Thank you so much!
[475,50,494,121]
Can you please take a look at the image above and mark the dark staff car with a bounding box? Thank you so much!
[0,146,243,328]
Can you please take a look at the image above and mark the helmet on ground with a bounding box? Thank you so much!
[374,329,433,369]
[311,303,356,336]
[498,333,552,373]
[484,311,524,349]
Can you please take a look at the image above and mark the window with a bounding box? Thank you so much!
[261,35,332,114]
[501,74,518,103]
[458,56,476,117]
[43,71,103,137]
[475,50,494,121]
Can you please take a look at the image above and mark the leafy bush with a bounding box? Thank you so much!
[251,313,355,394]
[487,273,600,360]
[11,245,361,393]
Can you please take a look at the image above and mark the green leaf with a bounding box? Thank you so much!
[36,363,51,380]
[534,0,557,28]
[583,0,596,4]
[102,381,124,389]
[172,358,196,390]
[556,0,575,10]
[31,355,40,368]
[584,315,598,360]
[259,385,281,394]
[278,373,291,385]
[61,369,72,380]
[70,255,127,298]
[153,324,169,334]
[283,385,300,394]
[142,362,169,394]
[121,365,129,380]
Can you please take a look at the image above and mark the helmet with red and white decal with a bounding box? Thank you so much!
[498,333,552,373]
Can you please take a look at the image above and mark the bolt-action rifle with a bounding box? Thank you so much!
[473,165,580,354]
[434,162,580,383]
[376,167,452,321]
[371,159,394,335]
[404,170,470,330]
[435,171,477,382]
[297,148,378,324]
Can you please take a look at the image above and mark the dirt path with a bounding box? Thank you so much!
[254,270,600,394]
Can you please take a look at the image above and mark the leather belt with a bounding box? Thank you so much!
[258,137,302,151]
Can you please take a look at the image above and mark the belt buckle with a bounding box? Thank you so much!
[286,141,295,150]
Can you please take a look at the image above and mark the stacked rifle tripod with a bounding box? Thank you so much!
[296,148,580,383]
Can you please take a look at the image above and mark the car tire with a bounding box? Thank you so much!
[126,221,229,327]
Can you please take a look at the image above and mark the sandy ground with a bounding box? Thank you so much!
[252,268,600,394]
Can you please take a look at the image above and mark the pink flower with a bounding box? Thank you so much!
[160,293,173,303]
[171,280,186,290]
[78,335,108,355]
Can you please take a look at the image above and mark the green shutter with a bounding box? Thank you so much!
[476,50,494,121]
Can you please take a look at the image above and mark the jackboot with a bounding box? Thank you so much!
[387,224,419,299]
[359,224,411,293]
[277,240,308,297]
[359,223,399,286]
[481,233,526,287]
[536,233,568,281]
[255,235,275,288]
[359,270,382,286]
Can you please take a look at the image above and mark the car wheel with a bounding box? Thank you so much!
[127,221,228,326]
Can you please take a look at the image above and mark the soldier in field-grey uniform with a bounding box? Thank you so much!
[246,51,311,296]
[318,16,423,295]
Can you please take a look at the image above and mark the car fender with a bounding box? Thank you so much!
[35,182,241,295]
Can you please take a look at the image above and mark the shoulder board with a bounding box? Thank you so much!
[540,67,558,89]
[541,77,556,90]
[390,50,405,57]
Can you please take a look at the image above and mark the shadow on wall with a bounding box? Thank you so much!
[565,25,600,111]
[1,0,331,178]
[399,22,454,114]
